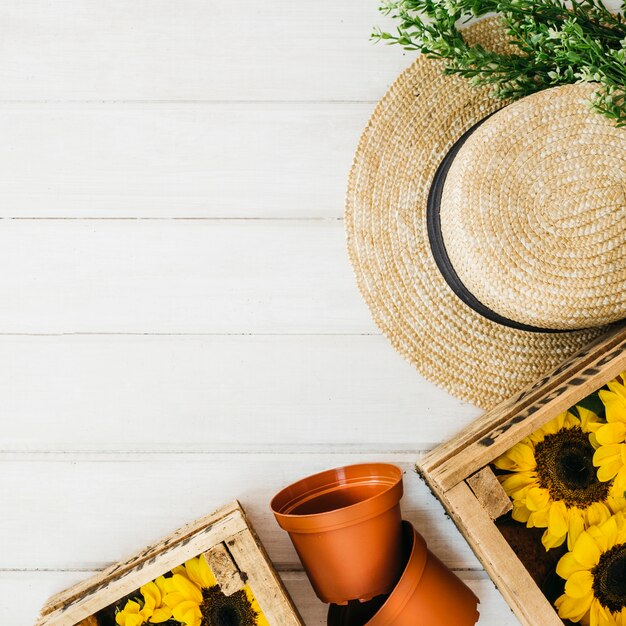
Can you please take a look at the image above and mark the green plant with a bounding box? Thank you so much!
[373,0,626,124]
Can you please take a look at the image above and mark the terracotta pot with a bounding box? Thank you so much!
[353,521,480,626]
[271,463,404,604]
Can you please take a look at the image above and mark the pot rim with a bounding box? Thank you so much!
[271,463,403,533]
[365,521,428,626]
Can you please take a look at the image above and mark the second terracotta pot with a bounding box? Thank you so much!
[328,521,480,626]
[271,463,404,604]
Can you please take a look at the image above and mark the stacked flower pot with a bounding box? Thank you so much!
[271,463,480,626]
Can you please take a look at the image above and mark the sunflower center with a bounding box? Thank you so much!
[593,543,626,613]
[201,585,259,626]
[535,427,610,507]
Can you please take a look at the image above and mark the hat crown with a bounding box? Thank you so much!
[440,84,626,331]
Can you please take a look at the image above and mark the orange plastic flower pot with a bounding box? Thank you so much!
[327,521,480,626]
[365,521,479,626]
[270,463,404,605]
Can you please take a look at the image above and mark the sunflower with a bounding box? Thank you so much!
[594,373,626,496]
[494,409,626,550]
[115,579,172,626]
[556,512,626,625]
[164,556,270,626]
[162,570,203,626]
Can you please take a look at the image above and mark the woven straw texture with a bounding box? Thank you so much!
[441,83,626,331]
[346,17,608,409]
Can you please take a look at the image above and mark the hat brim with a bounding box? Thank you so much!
[345,16,606,409]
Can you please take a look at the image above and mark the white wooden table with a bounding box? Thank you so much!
[1,2,516,624]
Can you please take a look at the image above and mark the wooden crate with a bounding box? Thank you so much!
[418,325,626,626]
[37,501,304,626]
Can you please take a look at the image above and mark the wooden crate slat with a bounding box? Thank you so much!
[421,324,626,492]
[39,501,244,618]
[226,525,304,625]
[204,542,246,596]
[443,482,562,626]
[418,328,626,626]
[466,467,512,520]
[37,501,302,626]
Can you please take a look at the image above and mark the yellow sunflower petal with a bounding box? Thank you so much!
[568,511,585,551]
[155,576,169,597]
[494,442,536,471]
[169,574,203,604]
[184,555,217,589]
[511,502,531,523]
[598,458,624,484]
[543,526,567,550]
[565,570,594,598]
[542,413,567,436]
[171,565,187,577]
[526,487,550,512]
[117,600,143,626]
[164,592,184,608]
[591,601,614,626]
[150,607,173,623]
[614,467,626,496]
[557,552,588,580]
[500,472,537,497]
[118,615,145,626]
[564,411,580,429]
[606,495,626,516]
[555,591,592,623]
[172,600,202,626]
[600,388,626,425]
[122,600,141,614]
[578,406,601,430]
[607,377,626,401]
[596,422,626,446]
[140,581,161,613]
[599,515,619,551]
[595,443,623,464]
[528,507,550,529]
[572,531,602,569]
[197,555,217,587]
[586,503,611,529]
[548,501,569,539]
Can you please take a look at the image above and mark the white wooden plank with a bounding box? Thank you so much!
[0,569,517,626]
[0,0,408,102]
[0,103,369,217]
[1,335,478,451]
[0,453,482,571]
[0,219,375,333]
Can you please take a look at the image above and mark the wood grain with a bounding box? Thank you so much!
[38,502,302,626]
[0,0,569,623]
[0,219,374,334]
[443,483,561,626]
[205,542,245,595]
[0,103,370,217]
[0,453,482,572]
[466,467,512,520]
[0,0,407,102]
[1,334,478,451]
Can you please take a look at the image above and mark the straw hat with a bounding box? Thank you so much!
[346,16,626,409]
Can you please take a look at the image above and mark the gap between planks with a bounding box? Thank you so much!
[0,217,345,221]
[0,448,432,459]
